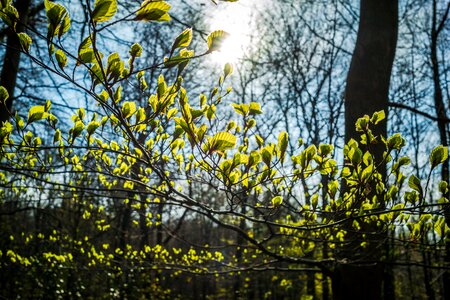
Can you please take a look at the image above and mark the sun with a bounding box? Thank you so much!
[207,2,254,64]
[210,33,246,63]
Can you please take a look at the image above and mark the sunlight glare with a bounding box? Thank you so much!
[208,3,254,64]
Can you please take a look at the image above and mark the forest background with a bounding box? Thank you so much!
[0,0,449,299]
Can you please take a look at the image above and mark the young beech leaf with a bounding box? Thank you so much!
[121,101,137,119]
[278,131,288,161]
[72,120,84,137]
[271,196,283,207]
[55,49,67,68]
[206,30,230,53]
[17,33,32,51]
[430,145,448,169]
[319,144,333,156]
[170,28,192,57]
[408,175,422,194]
[208,132,236,154]
[28,106,47,124]
[129,43,142,57]
[249,102,262,115]
[57,10,70,37]
[261,146,272,166]
[136,1,171,22]
[370,110,385,125]
[92,0,117,23]
[231,103,249,116]
[77,48,96,65]
[255,134,264,148]
[44,0,70,38]
[0,5,19,29]
[87,121,100,135]
[0,86,9,103]
[439,181,448,194]
[78,35,92,51]
[224,63,233,78]
[53,129,61,144]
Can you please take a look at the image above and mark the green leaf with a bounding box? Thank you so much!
[121,101,137,119]
[408,175,422,194]
[386,133,405,150]
[405,191,419,204]
[28,106,47,124]
[370,110,385,125]
[55,49,67,68]
[439,181,448,194]
[0,121,13,140]
[434,216,449,237]
[348,147,362,165]
[318,144,333,156]
[107,52,124,80]
[136,1,171,22]
[224,63,233,78]
[87,121,100,135]
[90,63,105,86]
[0,86,9,104]
[255,134,264,148]
[44,0,70,38]
[207,30,230,53]
[130,43,142,57]
[231,103,249,116]
[430,145,448,169]
[261,146,272,166]
[53,129,61,144]
[17,32,32,51]
[0,5,19,29]
[58,10,70,37]
[92,0,117,23]
[78,48,97,64]
[44,100,51,112]
[271,195,283,207]
[208,132,237,154]
[249,102,262,115]
[71,120,84,139]
[170,28,192,56]
[78,35,92,52]
[164,49,194,69]
[278,131,288,162]
[355,115,369,132]
[248,150,261,167]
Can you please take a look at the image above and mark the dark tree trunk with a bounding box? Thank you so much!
[0,0,32,123]
[344,0,398,165]
[332,263,384,300]
[338,0,398,299]
[430,1,450,299]
[383,235,396,300]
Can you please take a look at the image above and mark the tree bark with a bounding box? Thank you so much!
[344,0,398,163]
[0,0,32,123]
[430,1,450,299]
[339,0,398,299]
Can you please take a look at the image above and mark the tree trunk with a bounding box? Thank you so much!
[429,0,450,298]
[0,0,32,123]
[344,0,398,165]
[339,0,398,299]
[332,263,384,300]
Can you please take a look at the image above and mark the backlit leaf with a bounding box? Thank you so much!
[170,28,192,56]
[28,106,47,124]
[207,30,230,53]
[430,145,448,169]
[136,1,171,22]
[92,0,117,23]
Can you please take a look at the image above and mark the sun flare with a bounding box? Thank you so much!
[208,3,254,64]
